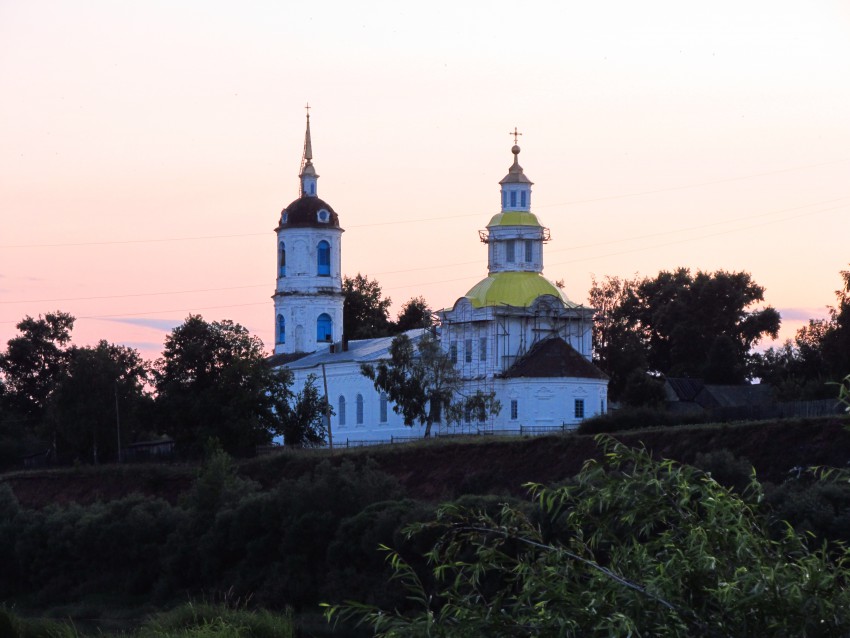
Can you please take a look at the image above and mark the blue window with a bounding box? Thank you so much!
[277,314,285,344]
[502,191,507,208]
[520,190,526,207]
[511,399,518,420]
[450,342,458,363]
[356,394,364,424]
[317,313,332,342]
[525,239,533,262]
[380,393,388,423]
[510,191,517,207]
[506,240,515,263]
[317,240,330,276]
[278,242,286,276]
[338,396,346,426]
[479,337,487,361]
[574,399,585,419]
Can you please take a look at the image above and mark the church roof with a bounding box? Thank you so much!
[500,144,534,185]
[486,211,542,227]
[502,337,608,380]
[464,271,577,309]
[277,329,424,370]
[276,196,341,230]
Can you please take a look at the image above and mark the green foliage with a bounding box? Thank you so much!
[45,341,152,465]
[577,406,709,434]
[590,270,780,398]
[362,333,499,437]
[0,606,78,638]
[154,315,292,456]
[835,373,850,414]
[619,369,666,408]
[0,311,75,421]
[393,296,433,333]
[327,437,850,636]
[343,273,393,340]
[282,374,329,447]
[137,603,293,638]
[756,267,850,398]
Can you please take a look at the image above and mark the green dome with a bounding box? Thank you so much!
[486,211,542,227]
[464,272,573,309]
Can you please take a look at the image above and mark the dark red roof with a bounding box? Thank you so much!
[502,338,608,380]
[276,196,340,230]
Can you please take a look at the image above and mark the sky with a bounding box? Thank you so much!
[1,0,849,361]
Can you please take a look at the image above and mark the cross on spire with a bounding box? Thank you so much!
[305,102,311,120]
[509,126,522,145]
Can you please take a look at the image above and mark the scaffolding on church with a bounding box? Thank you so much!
[436,299,594,435]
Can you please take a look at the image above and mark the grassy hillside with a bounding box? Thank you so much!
[4,416,849,508]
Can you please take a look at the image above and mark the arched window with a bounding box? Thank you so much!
[278,242,286,277]
[356,394,364,425]
[317,313,332,342]
[380,392,388,423]
[277,314,285,344]
[317,240,330,276]
[338,396,346,426]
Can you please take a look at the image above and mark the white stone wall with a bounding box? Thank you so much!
[274,225,344,355]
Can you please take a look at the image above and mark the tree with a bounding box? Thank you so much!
[327,437,850,636]
[343,273,393,340]
[0,311,75,422]
[755,266,850,398]
[154,315,292,455]
[361,333,499,438]
[283,374,330,447]
[45,341,151,464]
[589,275,646,399]
[393,296,433,333]
[590,270,780,398]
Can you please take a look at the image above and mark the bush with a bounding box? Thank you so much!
[577,407,709,434]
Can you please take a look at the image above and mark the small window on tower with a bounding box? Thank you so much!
[317,240,331,276]
[279,242,286,277]
[465,339,472,363]
[506,240,515,263]
[502,191,507,209]
[510,191,517,207]
[317,313,333,342]
[525,239,532,262]
[277,314,285,344]
[317,209,330,223]
[520,191,526,207]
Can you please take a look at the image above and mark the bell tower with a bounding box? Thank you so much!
[272,108,344,355]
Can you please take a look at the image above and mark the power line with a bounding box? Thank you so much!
[3,157,846,249]
[0,284,268,305]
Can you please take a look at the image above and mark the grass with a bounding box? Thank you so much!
[0,604,295,638]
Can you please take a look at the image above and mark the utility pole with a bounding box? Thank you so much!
[321,363,333,451]
[115,381,122,463]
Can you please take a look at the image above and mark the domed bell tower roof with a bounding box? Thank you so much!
[276,106,342,231]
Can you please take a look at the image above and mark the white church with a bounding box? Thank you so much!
[269,114,608,444]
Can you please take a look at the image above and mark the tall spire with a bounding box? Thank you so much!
[299,103,319,197]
